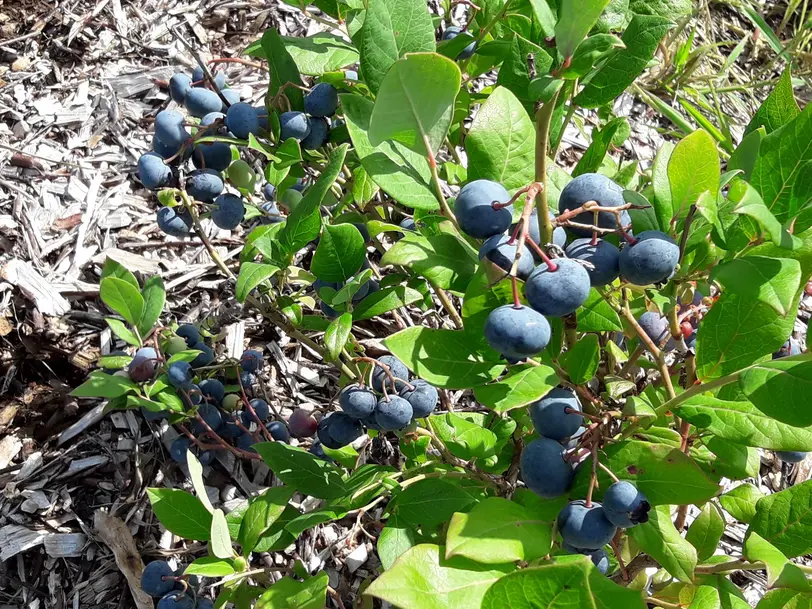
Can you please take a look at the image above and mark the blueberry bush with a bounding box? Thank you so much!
[71,0,812,607]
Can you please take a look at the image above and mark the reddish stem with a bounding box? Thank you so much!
[511,275,522,308]
[525,237,559,272]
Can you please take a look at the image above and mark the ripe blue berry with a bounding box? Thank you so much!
[254,105,268,129]
[198,449,216,466]
[191,343,214,368]
[371,355,410,393]
[484,305,551,360]
[618,231,679,286]
[167,361,194,391]
[454,180,512,239]
[514,209,567,253]
[239,370,257,389]
[339,385,378,419]
[176,324,200,347]
[192,143,232,172]
[310,440,330,460]
[279,111,311,142]
[249,398,270,421]
[128,347,159,382]
[169,73,192,103]
[157,207,192,238]
[225,102,260,139]
[327,412,364,446]
[221,88,240,107]
[141,560,175,597]
[157,591,195,609]
[375,396,413,431]
[237,433,258,453]
[190,404,222,435]
[479,235,534,280]
[137,152,172,190]
[520,438,573,498]
[211,194,245,230]
[261,202,285,224]
[199,378,225,404]
[565,238,620,287]
[558,173,627,238]
[185,88,223,118]
[442,25,477,59]
[170,437,193,464]
[638,311,670,349]
[240,349,263,372]
[302,117,330,149]
[304,83,339,117]
[525,258,591,317]
[196,599,214,609]
[219,413,244,439]
[266,420,290,443]
[155,110,189,148]
[186,169,223,203]
[602,481,651,528]
[776,451,807,463]
[558,500,617,550]
[263,183,276,201]
[398,379,438,418]
[400,217,416,231]
[316,415,343,449]
[529,388,583,441]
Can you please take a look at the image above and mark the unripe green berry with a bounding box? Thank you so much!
[164,336,188,355]
[222,394,241,411]
[228,160,255,190]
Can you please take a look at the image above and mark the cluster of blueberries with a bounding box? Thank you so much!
[455,173,680,363]
[141,560,211,609]
[517,387,650,573]
[313,356,438,454]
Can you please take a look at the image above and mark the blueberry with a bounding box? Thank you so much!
[237,433,258,453]
[479,234,534,280]
[254,105,268,130]
[520,437,573,498]
[588,548,610,574]
[186,169,224,203]
[339,385,378,419]
[398,379,438,418]
[310,440,331,460]
[320,300,339,319]
[185,88,223,118]
[400,217,416,231]
[266,420,290,443]
[371,355,410,393]
[261,202,285,224]
[442,25,477,60]
[221,88,241,108]
[153,136,189,162]
[525,258,591,317]
[170,437,193,464]
[298,116,328,149]
[167,361,194,391]
[304,83,339,118]
[279,111,311,142]
[137,152,172,190]
[192,142,232,173]
[191,343,214,368]
[219,413,244,439]
[529,388,583,441]
[558,173,627,238]
[192,66,205,84]
[169,73,192,104]
[157,207,193,238]
[289,409,318,438]
[618,231,679,286]
[157,591,195,609]
[484,305,551,360]
[200,111,226,129]
[199,378,225,404]
[211,194,244,230]
[316,415,344,449]
[776,451,808,463]
[141,560,175,597]
[602,481,651,528]
[565,239,620,287]
[128,347,159,382]
[196,599,214,609]
[249,398,270,421]
[773,337,803,359]
[638,311,671,349]
[155,110,189,148]
[558,500,617,550]
[328,412,363,446]
[198,449,216,466]
[454,180,513,239]
[225,102,259,139]
[184,385,202,407]
[176,324,200,347]
[514,209,567,254]
[263,183,276,201]
[190,404,223,435]
[240,349,263,373]
[375,396,413,431]
[239,370,257,389]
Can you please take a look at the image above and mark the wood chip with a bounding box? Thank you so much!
[0,525,46,561]
[44,533,87,557]
[0,259,70,316]
[93,511,153,609]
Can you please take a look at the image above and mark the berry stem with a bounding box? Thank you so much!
[609,537,629,581]
[424,135,463,235]
[525,237,559,272]
[511,275,522,308]
[208,57,267,70]
[235,365,275,443]
[597,461,620,483]
[508,183,542,278]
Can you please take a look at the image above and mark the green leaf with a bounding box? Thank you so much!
[629,505,697,583]
[381,233,477,294]
[675,395,812,451]
[358,0,435,93]
[574,15,671,108]
[100,277,144,328]
[560,334,600,384]
[555,0,613,59]
[750,104,812,226]
[756,589,812,609]
[572,440,719,506]
[496,35,550,106]
[473,365,560,413]
[147,488,213,541]
[740,358,812,427]
[668,129,720,225]
[744,532,812,592]
[651,141,675,234]
[254,442,347,500]
[369,53,460,157]
[385,326,505,389]
[394,479,481,530]
[261,28,304,110]
[461,270,515,343]
[577,289,623,332]
[105,318,140,346]
[695,291,798,381]
[750,479,812,558]
[746,67,800,136]
[186,450,215,514]
[573,118,626,175]
[101,257,138,289]
[528,0,556,38]
[558,33,625,80]
[211,509,233,559]
[285,508,347,538]
[729,128,763,181]
[138,275,165,337]
[323,313,352,362]
[353,286,425,320]
[368,544,512,609]
[465,86,535,192]
[711,257,801,317]
[729,179,798,249]
[235,263,280,303]
[311,224,365,282]
[256,572,329,609]
[719,483,763,523]
[379,520,416,571]
[481,555,647,608]
[342,94,437,210]
[686,502,726,561]
[238,486,295,555]
[351,165,380,207]
[429,413,499,460]
[279,33,359,75]
[446,497,552,564]
[185,556,236,577]
[72,370,139,399]
[629,0,691,18]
